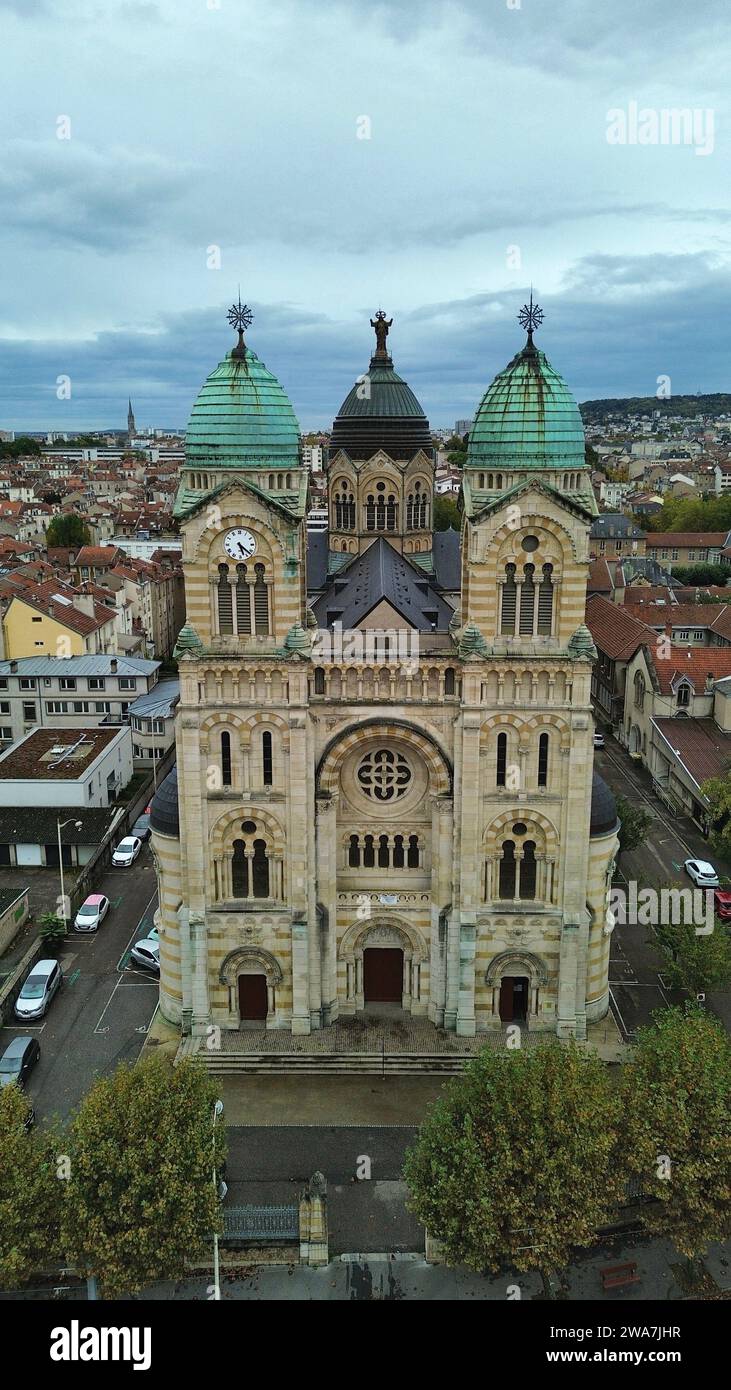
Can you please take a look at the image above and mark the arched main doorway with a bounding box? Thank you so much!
[219,947,283,1030]
[363,947,404,1003]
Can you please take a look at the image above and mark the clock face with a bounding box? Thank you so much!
[223,528,256,560]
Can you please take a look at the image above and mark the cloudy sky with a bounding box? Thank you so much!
[1,0,729,431]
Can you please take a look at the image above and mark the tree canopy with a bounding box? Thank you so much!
[0,1087,64,1289]
[433,495,460,532]
[61,1056,225,1298]
[622,1005,731,1258]
[615,794,652,855]
[404,1042,624,1273]
[45,513,91,549]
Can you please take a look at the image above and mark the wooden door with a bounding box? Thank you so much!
[363,948,403,1003]
[238,974,268,1020]
[498,976,514,1022]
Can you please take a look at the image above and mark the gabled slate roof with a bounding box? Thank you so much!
[311,537,454,631]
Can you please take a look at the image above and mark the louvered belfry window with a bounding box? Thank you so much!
[500,563,517,634]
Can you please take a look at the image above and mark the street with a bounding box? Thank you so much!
[1,844,159,1123]
[596,737,731,1039]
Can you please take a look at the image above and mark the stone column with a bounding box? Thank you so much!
[290,918,311,1034]
[315,795,338,1024]
[190,910,210,1037]
[456,918,476,1036]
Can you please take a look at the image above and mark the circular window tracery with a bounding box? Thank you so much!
[357,749,412,801]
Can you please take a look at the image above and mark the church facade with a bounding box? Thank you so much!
[150,301,619,1042]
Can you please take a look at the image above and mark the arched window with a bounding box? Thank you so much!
[252,839,269,897]
[520,841,537,899]
[496,731,507,788]
[537,732,549,788]
[236,564,252,634]
[262,730,273,786]
[363,834,376,868]
[348,494,356,528]
[366,494,375,530]
[419,489,428,528]
[392,834,405,868]
[253,563,269,634]
[386,494,397,530]
[444,667,456,696]
[406,493,414,529]
[314,667,326,695]
[375,483,386,531]
[335,493,342,528]
[478,473,485,488]
[378,834,390,868]
[499,840,516,898]
[217,563,233,634]
[407,834,420,868]
[221,731,231,787]
[519,563,536,634]
[500,564,517,634]
[496,473,503,489]
[232,840,248,897]
[348,834,360,867]
[537,563,554,635]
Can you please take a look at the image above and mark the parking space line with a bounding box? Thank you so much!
[93,974,125,1034]
[117,889,158,972]
[1,1022,46,1032]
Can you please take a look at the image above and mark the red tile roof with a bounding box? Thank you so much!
[585,594,656,661]
[653,717,731,785]
[645,532,728,548]
[651,648,731,693]
[587,558,613,593]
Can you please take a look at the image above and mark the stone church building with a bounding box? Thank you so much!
[150,302,619,1041]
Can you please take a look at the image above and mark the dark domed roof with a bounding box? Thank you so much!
[590,771,619,837]
[329,314,432,461]
[150,765,179,838]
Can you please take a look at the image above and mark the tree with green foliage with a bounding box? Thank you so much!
[403,1042,624,1274]
[45,514,91,549]
[615,795,652,855]
[670,563,731,587]
[0,1086,64,1289]
[0,436,42,459]
[433,495,460,532]
[655,917,731,996]
[621,1005,731,1258]
[38,913,67,947]
[700,772,731,855]
[61,1055,225,1298]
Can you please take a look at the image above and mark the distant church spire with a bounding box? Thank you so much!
[127,398,136,438]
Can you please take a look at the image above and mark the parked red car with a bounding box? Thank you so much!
[713,890,731,920]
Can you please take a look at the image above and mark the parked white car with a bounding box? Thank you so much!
[73,894,110,932]
[593,732,605,749]
[684,858,720,888]
[130,938,160,974]
[112,836,142,868]
[14,959,63,1020]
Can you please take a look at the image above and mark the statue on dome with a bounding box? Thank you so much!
[370,309,393,355]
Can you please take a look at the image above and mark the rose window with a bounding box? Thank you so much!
[357,749,412,801]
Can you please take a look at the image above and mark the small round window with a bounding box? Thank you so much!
[521,535,539,552]
[241,820,257,834]
[357,749,412,801]
[512,822,527,836]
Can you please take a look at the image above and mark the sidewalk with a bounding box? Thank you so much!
[143,1235,731,1300]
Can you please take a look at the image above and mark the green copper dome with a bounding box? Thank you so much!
[468,338,585,470]
[185,345,301,468]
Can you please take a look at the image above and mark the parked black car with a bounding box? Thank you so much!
[0,1035,40,1089]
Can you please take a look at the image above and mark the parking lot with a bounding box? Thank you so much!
[1,843,160,1123]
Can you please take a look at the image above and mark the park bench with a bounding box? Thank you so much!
[600,1261,640,1291]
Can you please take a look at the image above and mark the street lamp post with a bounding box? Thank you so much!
[56,817,83,926]
[212,1098,224,1300]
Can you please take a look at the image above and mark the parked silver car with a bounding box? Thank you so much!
[14,959,63,1020]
